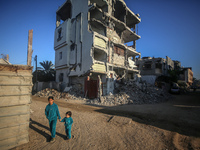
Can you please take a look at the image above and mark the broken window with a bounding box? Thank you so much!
[89,0,108,11]
[59,52,62,60]
[89,7,104,21]
[143,61,152,70]
[90,20,106,36]
[94,49,107,62]
[155,63,162,69]
[114,46,124,56]
[113,1,126,22]
[59,73,64,82]
[56,1,72,27]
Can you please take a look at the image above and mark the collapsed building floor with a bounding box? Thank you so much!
[54,0,142,99]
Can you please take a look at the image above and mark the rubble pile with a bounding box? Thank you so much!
[34,81,172,106]
[87,82,172,106]
[34,88,86,100]
[68,87,85,98]
[34,88,68,99]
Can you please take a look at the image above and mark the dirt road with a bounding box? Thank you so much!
[12,93,200,150]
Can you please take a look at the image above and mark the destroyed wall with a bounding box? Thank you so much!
[136,56,177,85]
[113,54,125,66]
[187,68,193,85]
[107,28,121,43]
[180,68,193,85]
[112,45,125,66]
[70,76,85,92]
[166,56,174,70]
[136,57,165,85]
[137,57,169,75]
[173,60,181,70]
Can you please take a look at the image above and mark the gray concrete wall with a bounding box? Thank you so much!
[0,64,32,150]
[33,81,60,92]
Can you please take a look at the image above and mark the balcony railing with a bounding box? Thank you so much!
[91,61,106,73]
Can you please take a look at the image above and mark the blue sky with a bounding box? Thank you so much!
[0,0,200,79]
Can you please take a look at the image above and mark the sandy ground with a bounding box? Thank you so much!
[12,92,200,150]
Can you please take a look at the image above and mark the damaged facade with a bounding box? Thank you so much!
[136,56,174,85]
[54,0,141,98]
[179,67,193,86]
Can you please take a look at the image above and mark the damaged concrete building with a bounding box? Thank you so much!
[136,56,174,85]
[179,67,193,86]
[54,0,141,98]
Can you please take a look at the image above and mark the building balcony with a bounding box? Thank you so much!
[104,12,140,43]
[88,2,141,44]
[93,32,108,53]
[127,67,139,73]
[122,26,140,43]
[89,0,108,12]
[126,7,141,27]
[91,60,107,74]
[126,46,140,57]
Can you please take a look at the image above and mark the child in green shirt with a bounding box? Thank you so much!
[60,111,73,139]
[45,96,61,142]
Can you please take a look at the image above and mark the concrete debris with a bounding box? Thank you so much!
[34,81,172,106]
[34,88,69,99]
[34,88,86,100]
[87,81,172,106]
[64,86,72,92]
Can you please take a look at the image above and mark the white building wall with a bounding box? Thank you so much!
[141,75,157,85]
[54,0,94,80]
[69,0,93,76]
[55,46,70,68]
[54,19,71,50]
[56,68,70,83]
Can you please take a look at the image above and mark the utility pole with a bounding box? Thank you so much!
[27,29,33,66]
[34,55,38,92]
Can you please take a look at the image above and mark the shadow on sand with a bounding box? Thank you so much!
[29,118,66,142]
[88,92,200,138]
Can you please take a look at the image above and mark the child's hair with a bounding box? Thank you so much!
[48,96,54,101]
[66,111,72,117]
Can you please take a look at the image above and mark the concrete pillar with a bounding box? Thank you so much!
[27,29,33,66]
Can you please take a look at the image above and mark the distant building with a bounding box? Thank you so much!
[0,55,10,65]
[179,67,193,86]
[173,60,181,70]
[54,0,141,97]
[136,56,174,85]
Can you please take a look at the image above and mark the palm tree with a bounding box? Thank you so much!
[38,60,54,73]
[32,60,55,84]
